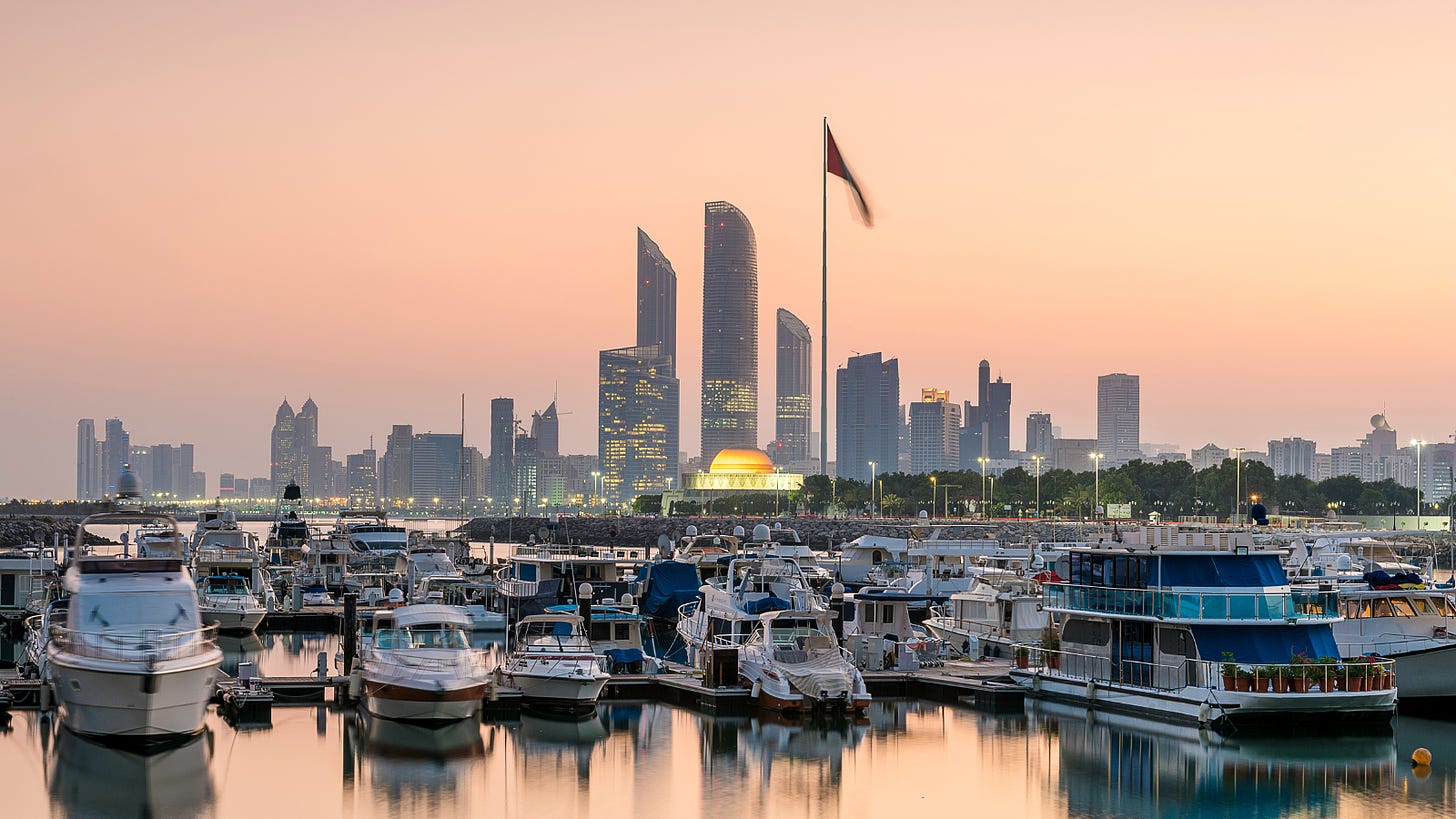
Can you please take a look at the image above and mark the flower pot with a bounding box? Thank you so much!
[1349,676,1366,692]
[1222,675,1238,691]
[1289,677,1311,693]
[1048,655,1060,670]
[1015,655,1029,669]
[1271,677,1289,694]
[1234,677,1252,693]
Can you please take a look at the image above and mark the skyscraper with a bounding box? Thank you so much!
[1026,412,1054,457]
[599,344,680,501]
[700,200,758,460]
[381,425,413,502]
[909,388,961,473]
[836,352,899,482]
[409,433,463,504]
[269,400,298,490]
[531,402,560,459]
[773,308,812,465]
[102,418,129,496]
[1097,373,1141,463]
[490,398,515,505]
[76,419,98,500]
[636,228,677,375]
[296,397,320,495]
[984,376,1012,458]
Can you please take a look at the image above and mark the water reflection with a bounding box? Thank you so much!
[48,725,215,818]
[349,712,484,815]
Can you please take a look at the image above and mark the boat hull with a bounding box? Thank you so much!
[48,653,222,748]
[361,680,487,724]
[504,672,608,718]
[200,607,265,635]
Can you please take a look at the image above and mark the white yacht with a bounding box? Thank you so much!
[737,610,871,715]
[192,522,270,633]
[134,522,186,559]
[923,571,1048,658]
[295,533,354,593]
[356,604,492,724]
[47,512,223,746]
[0,542,58,633]
[1317,582,1456,707]
[675,549,826,667]
[498,613,610,717]
[335,510,409,555]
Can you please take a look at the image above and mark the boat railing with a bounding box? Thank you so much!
[49,623,219,663]
[369,650,488,674]
[1042,583,1340,622]
[1026,645,1396,693]
[201,593,264,613]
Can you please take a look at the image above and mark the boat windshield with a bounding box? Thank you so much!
[203,577,251,595]
[375,625,469,650]
[71,590,199,629]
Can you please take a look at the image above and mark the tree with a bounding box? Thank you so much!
[631,494,662,515]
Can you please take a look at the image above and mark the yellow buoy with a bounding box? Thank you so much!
[1411,747,1432,766]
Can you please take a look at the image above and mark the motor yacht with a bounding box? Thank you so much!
[675,541,826,666]
[0,542,58,635]
[1012,526,1398,734]
[496,544,635,617]
[737,610,871,715]
[923,571,1048,658]
[546,598,661,674]
[1310,576,1456,708]
[192,523,270,633]
[356,604,492,724]
[335,510,409,555]
[263,482,310,565]
[498,613,610,717]
[46,512,222,747]
[841,587,944,671]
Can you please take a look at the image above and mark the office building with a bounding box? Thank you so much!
[1097,373,1141,464]
[836,352,899,481]
[381,425,413,503]
[490,398,515,506]
[636,228,677,375]
[531,402,560,459]
[909,388,961,473]
[1026,412,1054,457]
[599,344,680,501]
[773,308,812,465]
[102,418,129,496]
[76,419,99,500]
[700,200,758,460]
[410,433,463,505]
[1268,437,1318,478]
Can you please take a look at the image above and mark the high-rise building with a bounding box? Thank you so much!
[102,418,129,496]
[490,398,515,506]
[909,388,961,473]
[461,446,485,503]
[636,228,677,375]
[984,376,1012,458]
[514,433,537,511]
[960,402,984,470]
[599,344,680,501]
[835,352,899,481]
[1097,373,1141,463]
[151,443,175,498]
[700,200,758,460]
[1269,437,1317,478]
[76,419,99,500]
[128,446,153,495]
[410,433,463,505]
[269,400,298,489]
[531,402,560,459]
[381,425,413,503]
[1026,412,1054,457]
[773,309,812,466]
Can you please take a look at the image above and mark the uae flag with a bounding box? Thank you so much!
[826,124,872,226]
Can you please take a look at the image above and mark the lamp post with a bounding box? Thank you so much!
[1231,448,1246,524]
[929,475,937,519]
[1089,452,1105,520]
[1410,439,1427,531]
[977,457,989,520]
[989,476,995,518]
[941,484,961,518]
[1031,455,1045,519]
[868,461,878,517]
[590,471,601,509]
[774,466,783,517]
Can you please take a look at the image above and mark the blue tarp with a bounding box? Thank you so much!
[744,596,790,615]
[1154,554,1287,588]
[1189,624,1340,663]
[604,648,644,665]
[639,561,703,619]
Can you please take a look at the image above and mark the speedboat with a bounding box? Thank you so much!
[192,523,270,633]
[923,571,1048,658]
[196,575,267,634]
[498,613,610,717]
[46,512,222,747]
[1011,526,1398,734]
[737,610,870,715]
[357,604,491,724]
[675,546,826,667]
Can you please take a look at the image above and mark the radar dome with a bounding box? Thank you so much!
[114,467,142,500]
[752,524,771,542]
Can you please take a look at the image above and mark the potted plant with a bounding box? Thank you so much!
[1220,652,1240,691]
[1235,666,1256,692]
[1346,658,1368,692]
[1369,657,1391,690]
[1318,657,1342,692]
[1262,664,1289,694]
[1288,653,1314,693]
[1014,645,1030,669]
[1042,628,1061,670]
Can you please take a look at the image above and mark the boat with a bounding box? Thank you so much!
[545,599,662,673]
[335,510,409,555]
[841,587,944,671]
[356,604,492,724]
[1011,526,1398,734]
[736,610,871,714]
[922,571,1048,658]
[675,542,826,666]
[46,511,223,747]
[263,481,311,565]
[192,521,270,633]
[496,544,635,617]
[0,542,58,635]
[134,522,186,558]
[294,532,355,594]
[497,612,610,717]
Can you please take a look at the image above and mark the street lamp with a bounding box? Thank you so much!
[989,476,995,518]
[1030,455,1046,519]
[590,471,601,508]
[1089,452,1105,520]
[868,461,878,517]
[929,475,937,519]
[977,457,989,520]
[1231,448,1246,524]
[774,466,783,516]
[1412,440,1427,530]
[941,484,961,518]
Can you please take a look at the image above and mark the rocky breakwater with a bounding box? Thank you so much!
[460,516,1092,550]
[0,515,83,548]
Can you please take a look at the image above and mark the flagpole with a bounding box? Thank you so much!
[820,116,829,480]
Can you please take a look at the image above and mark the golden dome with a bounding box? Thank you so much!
[708,448,775,475]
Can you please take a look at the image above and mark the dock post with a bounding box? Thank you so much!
[830,583,846,640]
[576,582,593,625]
[342,593,358,676]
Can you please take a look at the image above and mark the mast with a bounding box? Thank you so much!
[820,116,829,480]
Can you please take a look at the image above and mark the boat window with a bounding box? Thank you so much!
[881,605,895,624]
[1369,598,1396,618]
[1388,598,1418,617]
[862,603,876,623]
[71,590,198,629]
[589,621,612,641]
[615,623,632,641]
[1433,597,1455,617]
[1158,627,1193,657]
[1062,618,1111,646]
[871,551,884,565]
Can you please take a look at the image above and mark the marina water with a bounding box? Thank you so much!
[4,520,1454,817]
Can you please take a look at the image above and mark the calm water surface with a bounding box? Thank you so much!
[2,631,1454,818]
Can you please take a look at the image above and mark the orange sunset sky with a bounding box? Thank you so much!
[5,2,1455,497]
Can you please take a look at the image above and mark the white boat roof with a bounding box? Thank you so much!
[387,604,472,627]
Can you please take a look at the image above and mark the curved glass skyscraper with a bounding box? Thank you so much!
[701,201,758,460]
[774,308,811,464]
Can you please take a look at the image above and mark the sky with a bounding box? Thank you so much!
[5,2,1456,498]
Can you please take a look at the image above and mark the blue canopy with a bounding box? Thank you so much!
[1190,624,1339,663]
[639,561,703,619]
[744,596,790,615]
[1154,554,1286,588]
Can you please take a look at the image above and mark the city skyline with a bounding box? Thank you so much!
[8,3,1456,497]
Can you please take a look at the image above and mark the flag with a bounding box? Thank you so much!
[826,124,872,226]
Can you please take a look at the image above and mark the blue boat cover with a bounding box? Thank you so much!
[604,648,644,665]
[1189,624,1339,663]
[744,596,790,615]
[1153,554,1286,588]
[640,561,703,619]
